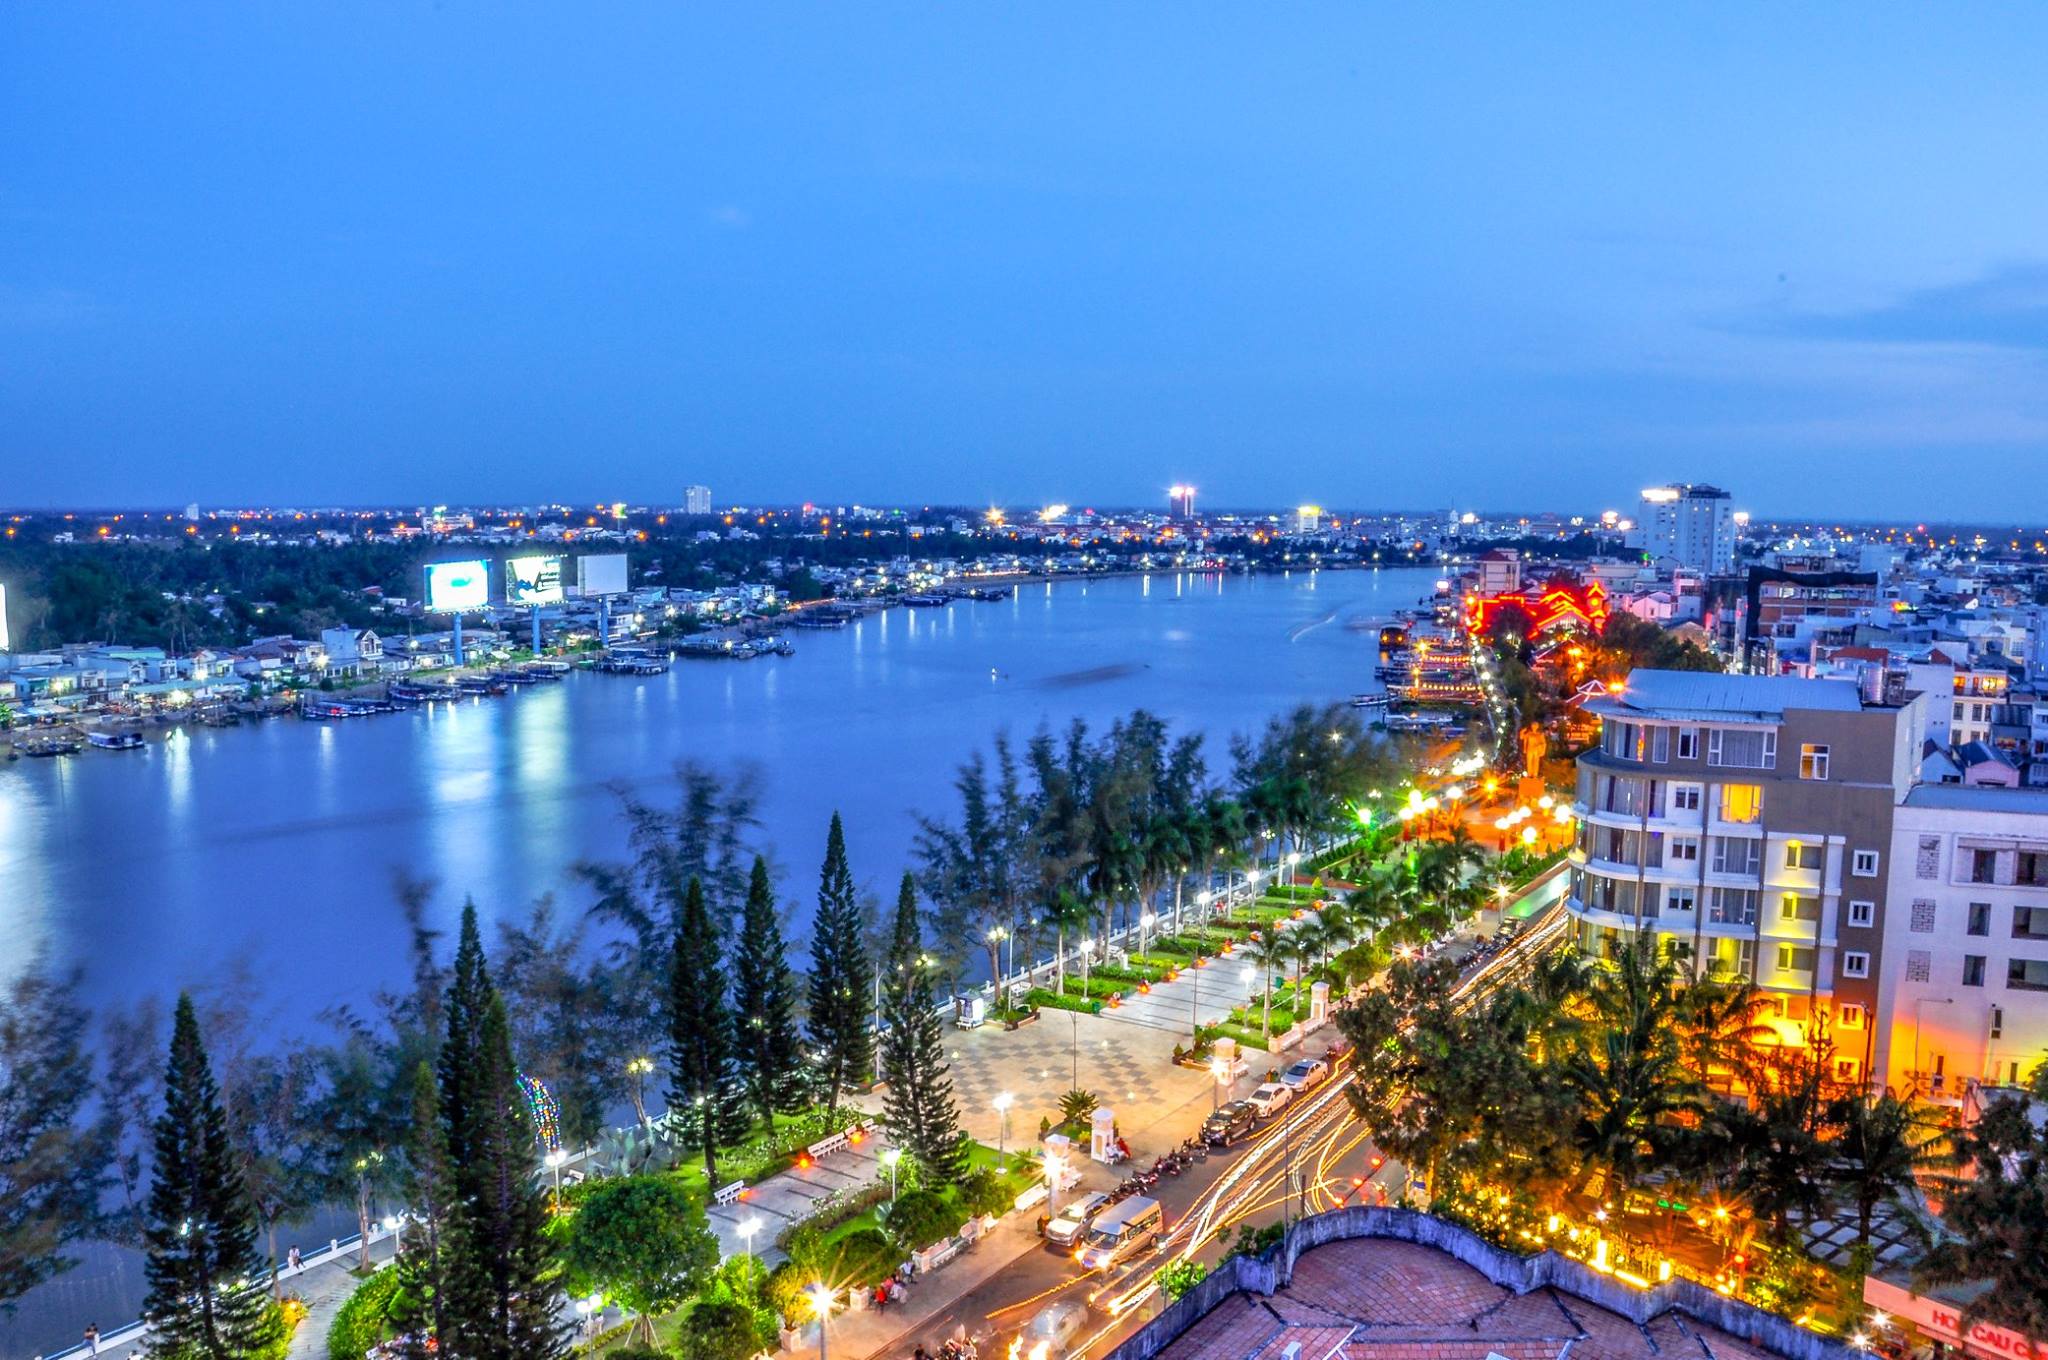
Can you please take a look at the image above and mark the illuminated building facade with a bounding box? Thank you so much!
[684,485,712,515]
[1464,579,1611,640]
[1569,670,1921,1078]
[1632,483,1736,574]
[1168,484,1196,518]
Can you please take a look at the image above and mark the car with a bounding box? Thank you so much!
[1281,1055,1331,1091]
[1201,1100,1257,1146]
[1246,1081,1294,1118]
[1021,1298,1092,1357]
[1043,1191,1110,1249]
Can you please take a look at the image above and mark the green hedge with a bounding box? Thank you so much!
[1026,987,1101,1015]
[328,1265,403,1360]
[1057,974,1128,1001]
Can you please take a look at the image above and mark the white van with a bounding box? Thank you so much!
[1045,1191,1109,1248]
[1074,1196,1162,1271]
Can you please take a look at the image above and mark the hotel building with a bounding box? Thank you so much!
[1569,670,1921,1080]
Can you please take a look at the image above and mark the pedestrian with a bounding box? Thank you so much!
[84,1323,100,1356]
[287,1245,302,1272]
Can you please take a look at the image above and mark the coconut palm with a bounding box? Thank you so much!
[1042,889,1094,995]
[1237,935,1292,1041]
[1829,1090,1947,1247]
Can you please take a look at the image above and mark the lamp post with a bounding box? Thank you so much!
[1209,1057,1226,1110]
[626,1056,654,1125]
[739,1216,761,1266]
[1139,911,1155,960]
[381,1214,403,1255]
[993,1092,1014,1166]
[1044,1150,1065,1219]
[1285,850,1301,892]
[987,925,1009,992]
[882,1148,902,1204]
[808,1285,835,1360]
[544,1148,568,1209]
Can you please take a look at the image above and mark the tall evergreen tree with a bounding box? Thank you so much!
[667,877,739,1180]
[807,813,873,1115]
[439,902,492,1173]
[442,993,567,1360]
[392,1061,449,1359]
[140,995,282,1359]
[732,856,806,1126]
[878,874,967,1180]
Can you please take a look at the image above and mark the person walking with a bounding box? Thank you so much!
[84,1322,100,1355]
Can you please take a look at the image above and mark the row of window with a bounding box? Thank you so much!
[1923,901,2048,940]
[1578,824,1878,878]
[1964,847,2048,887]
[1600,719,1843,779]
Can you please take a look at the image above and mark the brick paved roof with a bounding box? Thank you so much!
[1155,1240,1785,1360]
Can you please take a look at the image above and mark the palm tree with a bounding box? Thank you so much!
[1239,935,1292,1041]
[1830,1090,1946,1247]
[1558,935,1700,1199]
[1674,979,1772,1093]
[1042,889,1094,995]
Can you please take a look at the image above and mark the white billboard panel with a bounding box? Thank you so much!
[505,555,566,607]
[577,553,629,597]
[0,582,9,652]
[424,560,490,613]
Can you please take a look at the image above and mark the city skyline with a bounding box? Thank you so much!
[6,5,2048,517]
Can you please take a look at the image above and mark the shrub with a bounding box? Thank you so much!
[960,1167,1012,1219]
[1025,987,1100,1015]
[328,1266,404,1360]
[676,1297,767,1360]
[1058,1089,1098,1123]
[608,1347,671,1360]
[1156,1259,1209,1300]
[881,1188,958,1251]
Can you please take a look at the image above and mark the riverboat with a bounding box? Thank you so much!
[901,592,951,606]
[457,675,510,696]
[1349,692,1389,711]
[595,650,669,675]
[18,735,83,756]
[87,730,146,750]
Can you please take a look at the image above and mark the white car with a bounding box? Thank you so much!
[1246,1081,1294,1118]
[1023,1298,1092,1357]
[1044,1191,1109,1248]
[1282,1056,1331,1091]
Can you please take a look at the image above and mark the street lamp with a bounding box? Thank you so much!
[739,1216,761,1265]
[1209,1057,1227,1110]
[993,1092,1014,1165]
[882,1148,902,1204]
[1285,850,1301,891]
[544,1148,568,1209]
[1044,1150,1065,1218]
[1139,911,1155,959]
[381,1214,403,1255]
[625,1057,654,1125]
[987,925,1009,988]
[808,1284,836,1360]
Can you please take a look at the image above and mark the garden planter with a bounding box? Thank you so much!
[1004,1009,1042,1030]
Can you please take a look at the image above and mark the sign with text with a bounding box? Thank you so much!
[1865,1277,2044,1360]
[505,555,566,607]
[424,560,490,614]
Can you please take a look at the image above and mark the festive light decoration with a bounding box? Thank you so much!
[518,1074,562,1153]
[1464,580,1611,638]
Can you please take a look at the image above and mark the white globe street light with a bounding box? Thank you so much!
[992,1092,1014,1165]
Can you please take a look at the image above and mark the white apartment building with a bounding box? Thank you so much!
[1875,784,2048,1102]
[684,485,712,515]
[1630,484,1736,575]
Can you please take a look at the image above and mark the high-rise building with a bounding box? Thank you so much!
[1293,504,1323,534]
[1569,670,1921,1082]
[684,485,712,515]
[1630,483,1736,574]
[1168,484,1196,518]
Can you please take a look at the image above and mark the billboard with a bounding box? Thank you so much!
[424,560,490,613]
[505,555,566,607]
[577,553,629,597]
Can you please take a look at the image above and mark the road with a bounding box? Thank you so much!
[870,891,1571,1360]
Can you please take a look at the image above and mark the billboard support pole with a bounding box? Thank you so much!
[531,607,542,657]
[453,614,465,668]
[599,599,611,648]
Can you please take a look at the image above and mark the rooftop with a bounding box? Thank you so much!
[1903,782,2048,814]
[1589,669,1867,723]
[1155,1239,1785,1360]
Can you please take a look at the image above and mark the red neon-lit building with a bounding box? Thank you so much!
[1463,580,1610,639]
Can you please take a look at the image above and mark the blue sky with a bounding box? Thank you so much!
[4,4,2047,518]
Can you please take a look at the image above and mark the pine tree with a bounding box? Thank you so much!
[439,902,492,1172]
[392,1061,448,1359]
[667,876,740,1180]
[140,995,283,1359]
[442,993,567,1360]
[732,855,806,1126]
[878,873,968,1180]
[807,813,873,1115]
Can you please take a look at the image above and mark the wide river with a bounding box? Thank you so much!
[2,568,1433,1025]
[0,566,1434,1353]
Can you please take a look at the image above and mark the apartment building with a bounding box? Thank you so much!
[1569,670,1921,1079]
[1873,784,2048,1102]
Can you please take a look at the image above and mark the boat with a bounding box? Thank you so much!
[488,668,541,686]
[1379,624,1410,649]
[966,586,1012,601]
[87,730,146,750]
[390,681,457,704]
[901,592,951,607]
[595,649,670,675]
[18,735,82,757]
[521,661,570,680]
[457,675,510,696]
[1349,692,1389,710]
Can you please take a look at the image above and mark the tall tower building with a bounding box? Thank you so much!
[1168,484,1196,518]
[1630,483,1736,574]
[684,485,712,515]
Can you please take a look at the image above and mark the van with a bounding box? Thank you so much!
[1044,1191,1109,1249]
[1074,1195,1162,1271]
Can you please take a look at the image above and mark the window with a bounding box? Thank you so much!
[1677,726,1700,760]
[1800,743,1831,780]
[2015,907,2048,940]
[1968,902,1992,937]
[1776,944,1816,974]
[1848,899,1875,928]
[2009,958,2048,992]
[1963,955,1987,987]
[1852,850,1880,878]
[1670,836,1700,864]
[1780,893,1820,923]
[1954,700,1968,721]
[1603,721,1645,761]
[1650,726,1670,764]
[1990,1006,2004,1039]
[1971,849,2000,884]
[1719,785,1763,823]
[1671,784,1703,812]
[1785,842,1822,871]
[1663,886,1697,915]
[1708,728,1777,769]
[2019,852,2048,886]
[1834,1058,1860,1082]
[1712,837,1761,876]
[1708,888,1759,926]
[1838,1003,1865,1028]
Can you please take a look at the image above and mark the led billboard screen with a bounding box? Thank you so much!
[424,560,490,613]
[577,553,629,597]
[505,555,566,607]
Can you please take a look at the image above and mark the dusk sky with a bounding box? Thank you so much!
[5,4,2048,518]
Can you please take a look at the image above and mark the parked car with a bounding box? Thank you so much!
[1044,1191,1110,1249]
[1246,1082,1294,1118]
[1202,1100,1257,1146]
[1281,1055,1331,1091]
